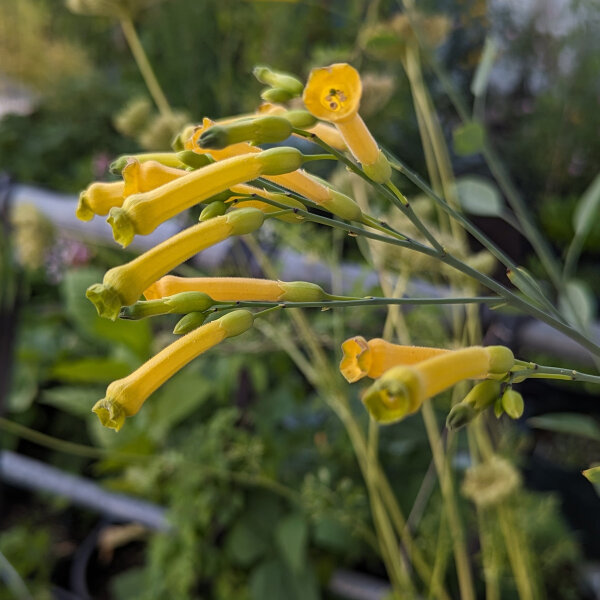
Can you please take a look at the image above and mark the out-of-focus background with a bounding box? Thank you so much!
[1,1,600,599]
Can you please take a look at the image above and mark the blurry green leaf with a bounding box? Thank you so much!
[528,413,600,441]
[559,279,596,328]
[471,37,498,97]
[573,173,600,236]
[7,363,38,412]
[249,558,319,600]
[582,465,600,497]
[226,519,269,567]
[456,176,503,216]
[50,357,131,383]
[110,567,147,600]
[453,121,485,156]
[313,517,353,552]
[40,386,103,418]
[275,513,308,573]
[62,268,151,359]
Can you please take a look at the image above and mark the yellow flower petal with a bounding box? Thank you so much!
[76,181,125,221]
[121,158,187,197]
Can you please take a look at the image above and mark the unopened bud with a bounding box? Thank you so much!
[261,87,294,103]
[362,150,392,184]
[120,292,215,320]
[446,403,478,431]
[486,346,514,374]
[253,66,304,96]
[283,110,317,129]
[225,208,265,235]
[200,201,228,221]
[463,380,501,411]
[257,147,304,175]
[198,116,292,149]
[501,389,524,419]
[173,311,208,334]
[279,281,327,302]
[219,309,255,337]
[321,189,363,221]
[176,150,214,170]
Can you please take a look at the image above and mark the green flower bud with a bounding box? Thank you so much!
[261,87,294,103]
[120,292,215,320]
[253,66,304,96]
[283,110,317,129]
[198,116,292,149]
[494,397,504,418]
[256,147,304,176]
[320,189,363,221]
[501,389,524,419]
[218,309,255,337]
[362,150,392,184]
[446,403,478,431]
[225,207,265,235]
[279,281,327,302]
[486,346,514,374]
[199,201,228,221]
[173,311,208,335]
[463,380,501,411]
[176,150,214,170]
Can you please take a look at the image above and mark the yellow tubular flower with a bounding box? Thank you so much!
[86,208,265,321]
[76,181,124,221]
[185,118,262,160]
[121,158,187,197]
[340,336,450,383]
[92,309,254,431]
[107,147,303,248]
[306,122,348,151]
[303,63,391,183]
[144,275,327,302]
[362,346,514,424]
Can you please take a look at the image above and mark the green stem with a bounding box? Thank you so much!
[120,17,173,118]
[511,363,600,385]
[301,153,337,162]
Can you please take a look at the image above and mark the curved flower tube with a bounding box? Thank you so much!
[144,275,328,302]
[86,208,265,321]
[92,309,254,431]
[340,336,450,383]
[303,63,391,183]
[76,181,125,221]
[362,346,514,424]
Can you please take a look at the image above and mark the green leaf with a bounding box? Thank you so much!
[249,558,319,600]
[275,513,308,574]
[40,386,103,418]
[455,176,503,217]
[226,519,269,567]
[452,121,485,156]
[527,413,600,442]
[559,279,596,328]
[573,173,600,236]
[471,36,498,97]
[62,268,151,359]
[582,465,600,484]
[7,363,38,413]
[507,266,556,313]
[50,357,131,383]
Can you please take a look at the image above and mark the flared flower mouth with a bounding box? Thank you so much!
[303,63,362,123]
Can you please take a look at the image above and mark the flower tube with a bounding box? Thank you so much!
[86,208,265,321]
[362,346,514,424]
[340,336,450,383]
[144,275,328,302]
[76,181,125,221]
[303,63,391,183]
[107,147,303,247]
[92,309,254,431]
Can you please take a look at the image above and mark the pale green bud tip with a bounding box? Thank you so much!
[501,389,524,419]
[261,88,294,103]
[362,150,392,184]
[198,126,229,149]
[362,367,423,424]
[253,66,304,96]
[92,398,126,432]
[463,380,501,411]
[284,110,317,129]
[107,207,136,248]
[200,201,228,221]
[226,207,265,235]
[446,403,478,431]
[173,311,208,335]
[486,346,514,374]
[323,190,363,221]
[219,309,254,338]
[165,291,215,313]
[86,283,123,321]
[258,146,304,176]
[76,192,95,221]
[279,281,327,302]
[109,156,129,175]
[177,150,214,170]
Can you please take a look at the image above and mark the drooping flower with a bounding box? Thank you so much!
[362,346,514,424]
[340,336,449,382]
[86,208,265,321]
[303,63,391,183]
[92,309,254,431]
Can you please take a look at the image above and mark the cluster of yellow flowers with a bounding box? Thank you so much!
[78,63,519,431]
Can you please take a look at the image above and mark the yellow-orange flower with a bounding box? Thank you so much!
[362,346,514,424]
[76,181,125,221]
[303,63,391,183]
[340,336,450,382]
[92,309,254,431]
[86,208,265,321]
[144,275,327,302]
